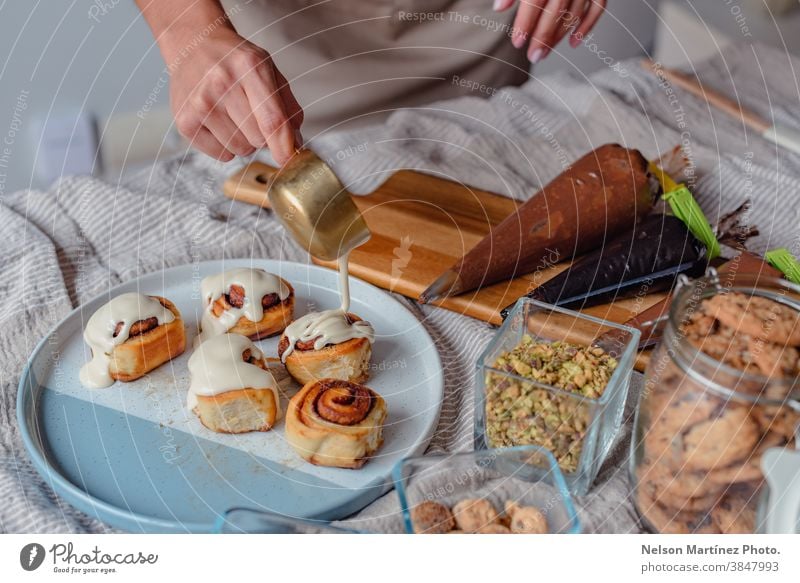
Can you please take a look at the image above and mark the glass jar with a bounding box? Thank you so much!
[632,273,800,534]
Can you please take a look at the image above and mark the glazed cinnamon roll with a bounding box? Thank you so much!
[188,333,281,433]
[196,268,294,345]
[80,293,186,388]
[285,379,387,469]
[277,310,374,385]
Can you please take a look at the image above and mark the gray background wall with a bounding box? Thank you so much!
[0,0,170,195]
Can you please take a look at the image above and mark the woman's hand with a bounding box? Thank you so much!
[163,27,302,164]
[494,0,608,63]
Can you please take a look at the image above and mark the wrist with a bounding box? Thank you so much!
[158,21,239,67]
[136,0,240,66]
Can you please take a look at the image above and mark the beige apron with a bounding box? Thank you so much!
[223,0,529,136]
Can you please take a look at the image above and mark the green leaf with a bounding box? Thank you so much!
[648,161,679,193]
[663,186,721,259]
[765,248,800,284]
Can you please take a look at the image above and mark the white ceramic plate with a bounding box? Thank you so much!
[18,259,443,532]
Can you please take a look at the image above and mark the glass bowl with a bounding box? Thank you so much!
[393,446,581,534]
[475,298,640,495]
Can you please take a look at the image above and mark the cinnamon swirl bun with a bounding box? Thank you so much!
[285,379,387,469]
[80,293,186,388]
[196,268,294,345]
[277,311,373,385]
[188,333,281,433]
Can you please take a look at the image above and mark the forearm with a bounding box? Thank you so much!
[135,0,238,63]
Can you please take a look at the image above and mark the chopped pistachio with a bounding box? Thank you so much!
[485,335,618,472]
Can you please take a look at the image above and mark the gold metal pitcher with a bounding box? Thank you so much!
[268,149,370,262]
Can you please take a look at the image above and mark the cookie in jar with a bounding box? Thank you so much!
[632,273,800,534]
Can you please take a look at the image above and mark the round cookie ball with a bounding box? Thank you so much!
[452,498,500,532]
[410,501,455,534]
[505,501,548,534]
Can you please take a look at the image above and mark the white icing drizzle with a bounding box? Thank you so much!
[187,333,281,415]
[281,253,374,362]
[280,310,375,362]
[79,293,175,389]
[339,252,351,313]
[196,268,290,346]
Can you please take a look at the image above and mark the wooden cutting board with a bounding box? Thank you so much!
[223,161,667,346]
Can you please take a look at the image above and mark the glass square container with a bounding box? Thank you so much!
[393,446,580,534]
[475,298,640,496]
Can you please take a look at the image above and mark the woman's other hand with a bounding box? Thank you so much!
[493,0,608,63]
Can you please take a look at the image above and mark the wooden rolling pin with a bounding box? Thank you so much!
[643,60,800,156]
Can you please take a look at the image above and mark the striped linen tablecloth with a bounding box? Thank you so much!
[1,41,798,533]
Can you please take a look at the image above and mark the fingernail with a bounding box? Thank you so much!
[570,33,581,48]
[529,48,543,63]
[493,0,511,10]
[512,31,527,49]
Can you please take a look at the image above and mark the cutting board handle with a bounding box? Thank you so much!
[222,161,281,208]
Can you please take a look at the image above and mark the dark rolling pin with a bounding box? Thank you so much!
[500,214,707,317]
[594,251,782,356]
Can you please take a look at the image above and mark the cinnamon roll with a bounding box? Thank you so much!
[196,268,294,345]
[80,293,186,388]
[285,379,387,469]
[277,311,374,385]
[188,333,281,433]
